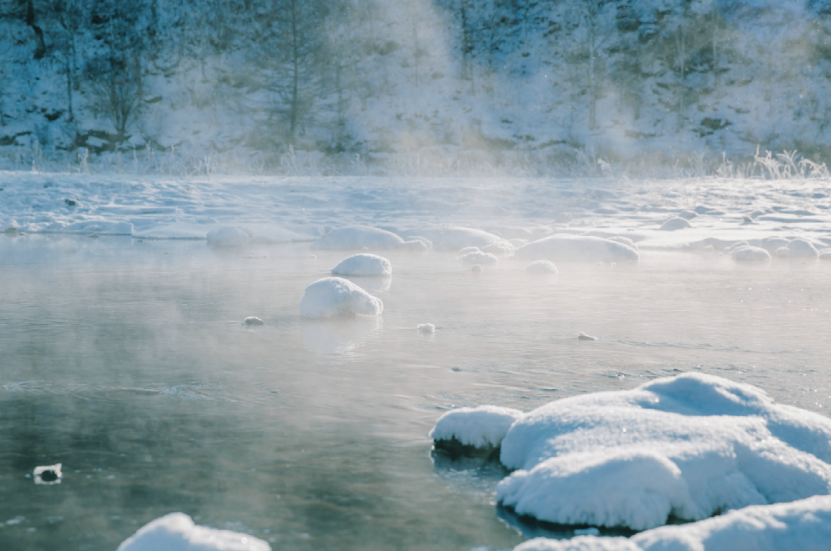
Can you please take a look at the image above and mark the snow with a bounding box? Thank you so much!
[417,323,436,333]
[33,463,62,485]
[331,254,393,277]
[116,512,270,551]
[731,246,771,262]
[785,238,819,258]
[495,373,831,530]
[659,218,692,231]
[207,226,251,247]
[525,260,559,274]
[299,277,383,318]
[414,226,514,253]
[312,225,407,250]
[512,496,831,551]
[460,250,499,265]
[515,235,639,263]
[430,406,524,449]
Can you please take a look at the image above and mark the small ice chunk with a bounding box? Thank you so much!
[331,254,392,277]
[732,246,771,262]
[577,332,597,341]
[659,217,692,231]
[244,317,264,326]
[471,265,482,272]
[526,260,558,274]
[207,226,251,247]
[299,277,383,318]
[116,512,270,551]
[417,323,435,333]
[431,406,524,449]
[460,251,498,265]
[482,240,516,256]
[34,464,62,485]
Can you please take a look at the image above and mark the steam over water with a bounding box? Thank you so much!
[0,233,829,550]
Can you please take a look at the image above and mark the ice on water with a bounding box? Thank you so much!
[299,277,383,318]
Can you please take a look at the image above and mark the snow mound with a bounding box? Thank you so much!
[786,238,819,258]
[311,225,405,250]
[299,277,383,318]
[460,250,498,265]
[424,226,514,253]
[207,226,252,247]
[491,373,831,530]
[331,254,392,277]
[512,496,831,551]
[526,260,558,274]
[515,235,639,263]
[116,512,270,551]
[820,251,831,261]
[731,246,771,262]
[417,323,435,333]
[430,406,524,449]
[607,236,638,250]
[659,217,692,231]
[760,237,791,253]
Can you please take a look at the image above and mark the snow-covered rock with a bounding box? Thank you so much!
[331,254,392,277]
[430,406,524,449]
[244,317,264,326]
[421,226,514,253]
[512,496,831,551]
[515,235,639,263]
[116,512,270,551]
[33,463,62,485]
[460,250,498,265]
[417,323,435,333]
[659,217,692,231]
[311,225,406,250]
[299,277,383,318]
[760,237,791,253]
[493,373,831,530]
[207,226,251,247]
[731,246,772,262]
[786,238,819,258]
[525,260,558,274]
[607,236,638,250]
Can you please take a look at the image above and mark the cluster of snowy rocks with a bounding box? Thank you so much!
[430,372,831,550]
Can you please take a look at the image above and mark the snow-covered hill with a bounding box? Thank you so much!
[1,0,830,171]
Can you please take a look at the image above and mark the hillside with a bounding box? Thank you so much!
[1,0,830,172]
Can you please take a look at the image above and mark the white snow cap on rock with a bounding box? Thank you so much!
[494,373,831,530]
[116,512,270,551]
[419,226,514,253]
[526,260,559,274]
[512,496,831,551]
[460,250,498,265]
[299,277,383,318]
[331,254,392,277]
[786,238,819,258]
[312,225,418,250]
[659,217,692,231]
[430,406,524,449]
[515,235,638,263]
[207,226,252,247]
[731,246,771,262]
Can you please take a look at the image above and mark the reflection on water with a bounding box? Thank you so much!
[0,234,829,550]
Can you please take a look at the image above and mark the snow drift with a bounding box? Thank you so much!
[299,277,383,318]
[116,512,270,551]
[514,235,639,263]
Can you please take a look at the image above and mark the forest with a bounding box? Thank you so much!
[1,0,830,171]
